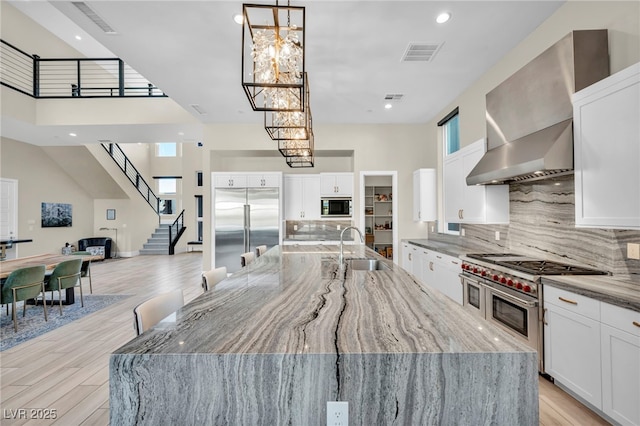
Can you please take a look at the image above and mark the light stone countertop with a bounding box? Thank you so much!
[114,244,533,356]
[110,244,538,425]
[405,238,640,313]
[541,274,640,312]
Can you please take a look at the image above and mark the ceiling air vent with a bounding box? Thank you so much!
[402,43,443,62]
[384,94,404,101]
[72,2,117,34]
[190,104,208,115]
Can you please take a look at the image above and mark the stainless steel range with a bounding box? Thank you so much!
[459,253,608,373]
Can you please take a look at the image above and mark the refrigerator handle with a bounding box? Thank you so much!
[244,204,250,252]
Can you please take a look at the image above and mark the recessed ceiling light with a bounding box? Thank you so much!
[75,35,82,40]
[69,133,77,137]
[233,14,243,25]
[436,12,451,24]
[178,132,184,136]
[384,103,393,110]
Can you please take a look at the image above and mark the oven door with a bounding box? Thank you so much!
[460,274,485,318]
[485,284,541,370]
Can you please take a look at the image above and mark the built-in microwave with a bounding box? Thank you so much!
[321,198,352,217]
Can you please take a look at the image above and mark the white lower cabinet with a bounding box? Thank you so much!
[401,243,413,273]
[545,286,640,425]
[600,303,640,426]
[419,248,462,305]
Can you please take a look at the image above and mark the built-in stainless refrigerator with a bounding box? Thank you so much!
[214,187,279,273]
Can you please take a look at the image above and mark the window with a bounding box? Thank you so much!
[439,107,461,235]
[195,195,203,241]
[196,171,203,187]
[439,107,460,156]
[158,178,177,194]
[156,142,177,157]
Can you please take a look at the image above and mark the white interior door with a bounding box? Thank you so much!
[0,178,18,240]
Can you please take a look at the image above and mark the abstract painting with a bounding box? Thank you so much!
[41,202,72,227]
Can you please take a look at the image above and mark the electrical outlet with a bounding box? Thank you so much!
[628,243,640,260]
[495,231,500,241]
[337,225,341,231]
[293,225,298,231]
[327,401,348,426]
[431,225,435,233]
[461,228,465,237]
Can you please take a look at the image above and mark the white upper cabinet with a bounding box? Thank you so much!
[246,173,281,188]
[443,139,509,224]
[284,175,321,220]
[573,62,640,229]
[413,169,436,222]
[214,174,247,188]
[320,173,353,197]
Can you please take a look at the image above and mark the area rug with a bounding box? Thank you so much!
[0,294,131,351]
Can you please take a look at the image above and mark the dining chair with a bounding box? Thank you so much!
[0,265,47,332]
[72,251,93,294]
[202,266,227,292]
[133,289,184,336]
[255,245,267,257]
[44,258,83,315]
[240,252,255,267]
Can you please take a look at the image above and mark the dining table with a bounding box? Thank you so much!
[0,253,103,305]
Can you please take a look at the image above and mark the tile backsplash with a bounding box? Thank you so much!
[285,220,354,241]
[429,175,640,277]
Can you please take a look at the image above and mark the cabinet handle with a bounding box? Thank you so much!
[429,261,434,271]
[408,253,412,261]
[460,209,464,220]
[543,308,548,326]
[451,260,459,265]
[558,297,577,305]
[436,255,442,259]
[633,321,640,328]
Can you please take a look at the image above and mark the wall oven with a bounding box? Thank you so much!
[321,198,352,217]
[459,253,607,374]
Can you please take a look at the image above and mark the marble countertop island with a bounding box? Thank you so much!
[110,245,538,425]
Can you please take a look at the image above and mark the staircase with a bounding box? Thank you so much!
[139,225,171,255]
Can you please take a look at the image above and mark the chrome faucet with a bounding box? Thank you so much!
[339,226,364,266]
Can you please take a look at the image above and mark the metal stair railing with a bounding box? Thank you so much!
[1,39,166,98]
[168,210,186,255]
[101,142,160,222]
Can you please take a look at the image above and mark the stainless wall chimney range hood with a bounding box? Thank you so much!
[467,30,610,186]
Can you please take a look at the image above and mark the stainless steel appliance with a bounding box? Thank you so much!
[459,253,608,373]
[321,198,352,217]
[214,188,279,273]
[467,30,609,185]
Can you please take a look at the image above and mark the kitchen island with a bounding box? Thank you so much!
[110,245,538,425]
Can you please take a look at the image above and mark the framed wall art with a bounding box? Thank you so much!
[41,202,72,227]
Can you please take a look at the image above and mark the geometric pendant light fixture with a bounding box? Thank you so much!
[264,73,310,141]
[241,2,305,112]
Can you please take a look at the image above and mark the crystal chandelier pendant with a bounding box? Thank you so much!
[241,3,305,112]
[265,72,310,141]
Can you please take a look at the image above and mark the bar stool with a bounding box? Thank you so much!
[240,252,255,267]
[255,245,267,257]
[202,266,227,292]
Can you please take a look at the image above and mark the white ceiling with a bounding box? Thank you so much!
[5,0,565,145]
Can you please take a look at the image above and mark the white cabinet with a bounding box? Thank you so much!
[214,174,247,188]
[401,243,413,272]
[573,62,640,229]
[320,173,353,197]
[601,302,640,426]
[413,169,436,222]
[422,250,462,305]
[544,286,602,409]
[247,173,281,188]
[284,175,321,220]
[443,139,509,224]
[214,173,281,189]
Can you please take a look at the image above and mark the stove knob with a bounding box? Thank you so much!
[461,263,466,270]
[500,277,507,284]
[523,285,532,293]
[492,274,499,281]
[473,267,479,273]
[481,270,487,277]
[507,279,514,286]
[516,282,524,290]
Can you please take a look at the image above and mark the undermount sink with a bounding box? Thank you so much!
[347,259,391,271]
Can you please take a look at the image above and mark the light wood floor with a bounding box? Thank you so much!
[0,254,610,425]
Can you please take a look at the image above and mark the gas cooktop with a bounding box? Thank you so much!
[464,253,609,276]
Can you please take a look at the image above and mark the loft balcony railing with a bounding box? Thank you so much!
[0,39,166,98]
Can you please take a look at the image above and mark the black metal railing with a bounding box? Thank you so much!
[168,210,186,255]
[101,142,161,221]
[1,39,166,98]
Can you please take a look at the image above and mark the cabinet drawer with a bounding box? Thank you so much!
[544,286,600,320]
[601,302,640,337]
